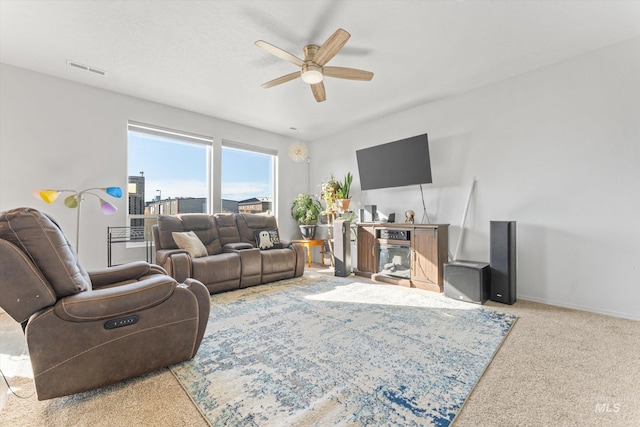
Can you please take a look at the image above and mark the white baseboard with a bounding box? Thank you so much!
[518,294,640,321]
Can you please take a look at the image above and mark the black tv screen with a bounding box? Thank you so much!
[356,133,432,190]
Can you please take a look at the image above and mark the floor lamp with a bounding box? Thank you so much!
[31,186,122,253]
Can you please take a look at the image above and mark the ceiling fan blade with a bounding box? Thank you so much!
[313,28,350,66]
[261,71,300,89]
[324,66,374,81]
[255,40,304,67]
[311,82,326,102]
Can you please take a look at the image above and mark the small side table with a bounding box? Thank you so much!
[292,239,326,267]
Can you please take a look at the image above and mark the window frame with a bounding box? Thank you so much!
[221,139,278,218]
[127,121,214,220]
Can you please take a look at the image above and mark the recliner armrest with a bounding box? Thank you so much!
[53,275,176,322]
[88,261,159,288]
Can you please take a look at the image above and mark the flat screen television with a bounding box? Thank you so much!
[356,133,432,191]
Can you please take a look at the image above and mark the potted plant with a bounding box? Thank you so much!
[321,174,340,214]
[291,193,323,240]
[334,172,353,212]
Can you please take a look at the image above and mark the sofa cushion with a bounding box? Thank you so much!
[260,248,296,275]
[215,213,241,246]
[255,229,282,250]
[191,253,241,286]
[237,214,279,245]
[158,214,222,255]
[172,231,207,258]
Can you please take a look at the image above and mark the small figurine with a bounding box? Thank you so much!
[258,230,274,250]
[405,210,415,224]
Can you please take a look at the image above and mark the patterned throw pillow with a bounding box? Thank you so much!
[255,229,282,250]
[172,231,208,258]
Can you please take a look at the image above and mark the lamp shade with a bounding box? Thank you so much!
[39,190,60,204]
[105,187,123,198]
[30,189,43,199]
[99,199,118,215]
[64,195,79,208]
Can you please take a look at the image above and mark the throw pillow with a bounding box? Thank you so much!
[255,229,282,250]
[172,231,208,258]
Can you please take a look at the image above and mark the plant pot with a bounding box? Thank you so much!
[335,198,351,213]
[299,224,317,240]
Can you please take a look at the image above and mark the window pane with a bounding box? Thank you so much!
[128,129,209,217]
[221,146,274,214]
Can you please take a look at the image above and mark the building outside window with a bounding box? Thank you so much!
[127,124,277,223]
[127,122,211,232]
[221,142,276,215]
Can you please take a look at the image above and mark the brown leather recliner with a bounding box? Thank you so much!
[0,207,210,400]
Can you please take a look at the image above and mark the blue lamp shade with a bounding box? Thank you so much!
[105,187,123,198]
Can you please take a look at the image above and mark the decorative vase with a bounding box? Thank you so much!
[335,199,351,213]
[299,224,317,240]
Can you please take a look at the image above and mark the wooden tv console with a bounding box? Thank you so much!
[355,222,449,292]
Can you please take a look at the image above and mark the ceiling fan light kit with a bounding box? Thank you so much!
[301,63,323,84]
[255,28,374,102]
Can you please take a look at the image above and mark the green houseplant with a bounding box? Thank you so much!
[335,172,353,212]
[321,174,340,214]
[291,193,323,239]
[321,172,353,214]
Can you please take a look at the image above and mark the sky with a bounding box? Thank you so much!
[128,131,273,202]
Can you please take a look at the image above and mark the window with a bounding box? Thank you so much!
[127,122,212,226]
[127,124,277,225]
[221,141,276,215]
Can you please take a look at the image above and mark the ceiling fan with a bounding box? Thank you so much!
[255,28,374,103]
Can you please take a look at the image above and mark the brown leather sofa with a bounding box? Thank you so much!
[0,207,210,400]
[153,213,305,294]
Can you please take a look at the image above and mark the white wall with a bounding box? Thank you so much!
[310,37,640,320]
[2,37,638,320]
[0,64,309,269]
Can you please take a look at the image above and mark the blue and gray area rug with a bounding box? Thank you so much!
[170,274,516,426]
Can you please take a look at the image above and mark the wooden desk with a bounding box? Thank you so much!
[292,239,326,267]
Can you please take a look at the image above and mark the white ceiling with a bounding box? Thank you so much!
[2,1,640,141]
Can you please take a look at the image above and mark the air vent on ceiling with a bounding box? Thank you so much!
[66,60,107,76]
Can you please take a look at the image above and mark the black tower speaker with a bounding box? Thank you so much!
[444,261,491,304]
[334,219,351,277]
[490,221,516,304]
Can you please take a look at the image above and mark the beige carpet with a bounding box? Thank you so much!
[2,270,639,426]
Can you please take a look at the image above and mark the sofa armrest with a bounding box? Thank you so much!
[223,242,254,252]
[279,239,291,248]
[155,248,189,267]
[53,275,176,322]
[165,252,192,283]
[290,242,306,277]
